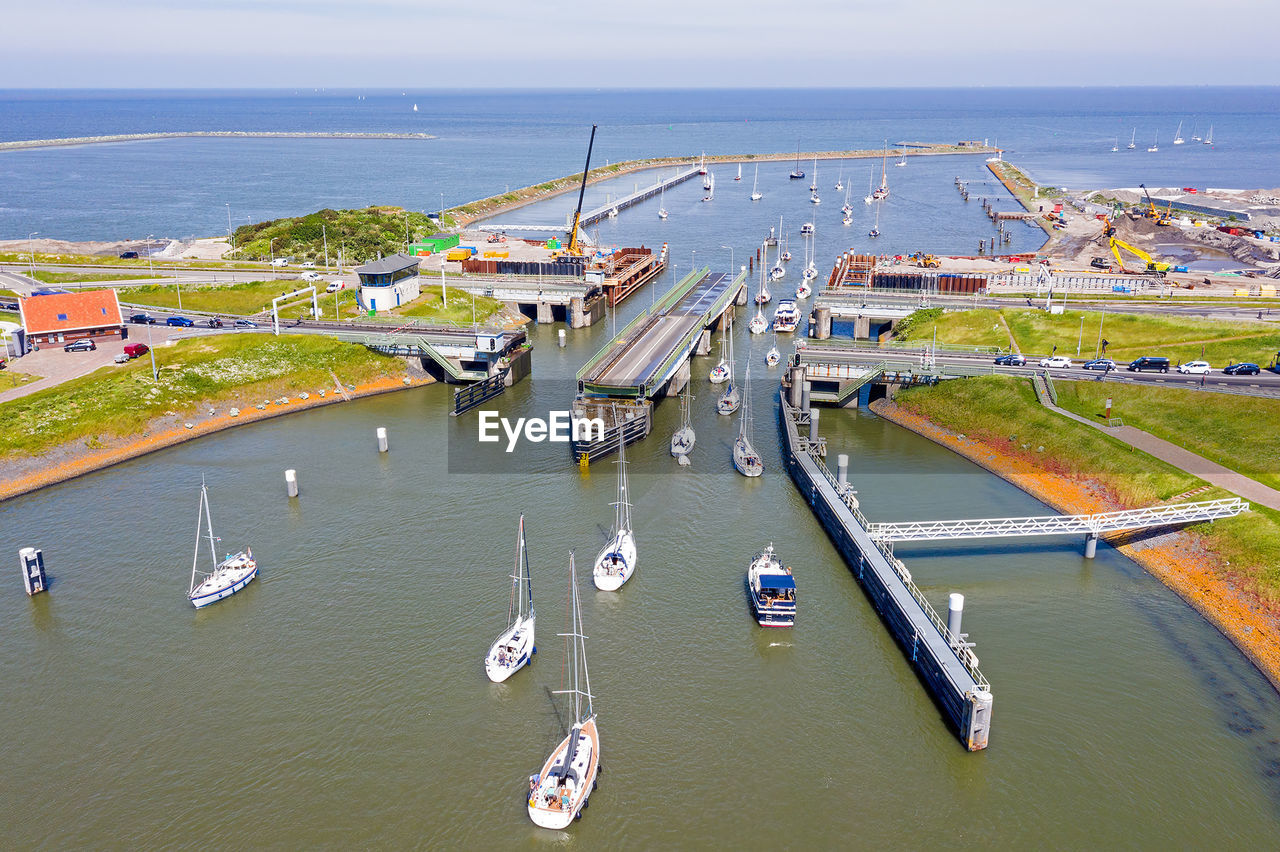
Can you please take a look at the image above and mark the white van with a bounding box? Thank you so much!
[271,257,289,267]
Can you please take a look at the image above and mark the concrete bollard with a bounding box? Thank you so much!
[837,454,849,489]
[801,381,812,413]
[948,593,964,641]
[808,408,820,443]
[376,427,389,453]
[558,329,566,348]
[19,547,47,596]
[814,306,832,340]
[1084,532,1098,559]
[285,469,299,498]
[788,367,803,408]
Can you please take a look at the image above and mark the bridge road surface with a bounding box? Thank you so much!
[590,272,727,389]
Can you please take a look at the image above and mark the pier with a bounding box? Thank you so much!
[579,165,701,227]
[777,387,993,750]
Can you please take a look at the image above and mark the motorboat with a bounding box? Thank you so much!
[746,544,795,626]
[772,300,799,333]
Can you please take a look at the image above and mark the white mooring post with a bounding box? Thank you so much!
[808,408,820,443]
[948,593,964,641]
[376,427,389,453]
[837,454,849,490]
[801,380,812,412]
[558,329,566,348]
[285,469,299,498]
[19,547,47,596]
[1084,532,1099,559]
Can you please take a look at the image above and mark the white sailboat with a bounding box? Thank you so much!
[1203,125,1214,145]
[896,147,907,167]
[657,185,668,220]
[750,261,768,334]
[801,233,817,283]
[1173,120,1184,145]
[1111,137,1119,152]
[872,142,890,199]
[1127,128,1136,150]
[702,171,715,202]
[670,384,695,459]
[717,320,740,415]
[709,321,730,384]
[412,103,418,112]
[1148,131,1159,153]
[485,515,536,683]
[834,162,844,192]
[765,335,781,367]
[527,553,600,830]
[1191,121,1202,143]
[808,157,818,192]
[864,169,874,205]
[735,163,742,181]
[795,278,812,299]
[593,424,636,591]
[769,228,785,281]
[750,164,762,202]
[841,181,853,215]
[187,479,257,609]
[869,201,881,239]
[732,365,764,478]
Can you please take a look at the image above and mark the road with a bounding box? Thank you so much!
[0,262,354,295]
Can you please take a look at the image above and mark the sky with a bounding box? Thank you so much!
[2,0,1277,88]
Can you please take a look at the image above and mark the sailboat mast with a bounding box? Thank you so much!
[202,482,219,569]
[190,486,207,594]
[571,553,592,722]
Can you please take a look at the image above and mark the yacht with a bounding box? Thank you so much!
[746,544,795,626]
[485,515,536,683]
[772,300,800,333]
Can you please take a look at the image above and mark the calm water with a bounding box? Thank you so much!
[1,87,1279,240]
[3,89,1280,846]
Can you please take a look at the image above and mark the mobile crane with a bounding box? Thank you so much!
[562,124,598,258]
[1139,184,1172,226]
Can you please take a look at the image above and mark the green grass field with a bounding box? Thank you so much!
[396,286,502,325]
[123,280,299,315]
[0,288,19,299]
[895,375,1280,600]
[30,270,148,285]
[1055,380,1280,491]
[898,307,1280,366]
[0,335,401,457]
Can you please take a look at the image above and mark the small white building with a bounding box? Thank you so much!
[355,253,421,314]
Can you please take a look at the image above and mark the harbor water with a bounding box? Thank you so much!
[3,89,1280,845]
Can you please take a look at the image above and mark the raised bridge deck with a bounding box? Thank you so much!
[577,266,746,399]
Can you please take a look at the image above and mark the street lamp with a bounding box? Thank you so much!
[269,237,277,267]
[145,321,158,382]
[691,249,697,272]
[145,234,155,279]
[720,244,734,273]
[28,232,38,279]
[226,203,233,252]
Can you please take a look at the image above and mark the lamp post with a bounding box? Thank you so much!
[1077,315,1084,355]
[225,203,233,252]
[145,234,155,281]
[146,321,158,382]
[691,249,697,273]
[28,232,38,279]
[1095,306,1107,359]
[720,245,733,273]
[269,237,277,268]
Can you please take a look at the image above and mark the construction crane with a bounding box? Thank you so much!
[564,124,598,258]
[1138,183,1172,225]
[1109,237,1170,275]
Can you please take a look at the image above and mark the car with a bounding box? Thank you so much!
[1224,362,1261,376]
[271,257,289,267]
[1128,356,1170,373]
[207,317,224,328]
[119,250,139,259]
[325,280,346,293]
[123,343,149,359]
[994,353,1027,366]
[301,261,316,269]
[64,339,96,352]
[1082,358,1117,371]
[301,271,321,282]
[1039,355,1073,368]
[233,319,258,328]
[1177,360,1212,375]
[128,312,156,325]
[114,353,130,364]
[166,316,194,327]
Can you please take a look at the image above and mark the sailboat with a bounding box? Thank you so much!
[670,384,695,458]
[702,171,715,202]
[769,227,785,281]
[896,147,907,167]
[657,185,668,220]
[834,163,844,192]
[808,158,818,192]
[593,424,636,591]
[757,246,773,302]
[698,153,707,175]
[1191,121,1202,143]
[187,479,257,608]
[1126,128,1136,149]
[789,144,805,179]
[780,235,792,263]
[717,319,741,415]
[1111,137,1119,153]
[732,365,764,478]
[1148,131,1159,153]
[801,233,817,283]
[1203,125,1214,145]
[485,515,536,683]
[412,103,418,112]
[709,322,730,384]
[527,553,600,830]
[840,181,853,216]
[765,334,781,366]
[1173,120,1184,145]
[872,141,890,199]
[869,201,881,238]
[864,169,874,204]
[750,261,768,334]
[735,163,742,181]
[795,277,812,300]
[750,164,762,201]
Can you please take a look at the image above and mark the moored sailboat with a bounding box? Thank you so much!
[732,365,764,478]
[717,321,740,415]
[485,515,536,683]
[709,322,730,384]
[188,479,258,609]
[670,384,695,458]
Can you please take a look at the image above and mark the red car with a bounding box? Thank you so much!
[123,343,149,359]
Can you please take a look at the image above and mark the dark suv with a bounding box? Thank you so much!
[1128,356,1170,373]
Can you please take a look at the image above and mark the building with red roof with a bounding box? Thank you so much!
[19,289,125,348]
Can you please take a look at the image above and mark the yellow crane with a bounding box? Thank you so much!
[563,124,598,258]
[1109,237,1170,274]
[1139,183,1172,226]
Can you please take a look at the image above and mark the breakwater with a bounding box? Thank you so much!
[0,131,437,152]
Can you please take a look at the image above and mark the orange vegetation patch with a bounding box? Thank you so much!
[872,398,1280,694]
[0,375,432,503]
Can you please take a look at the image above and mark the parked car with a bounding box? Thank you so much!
[301,271,321,282]
[128,312,155,325]
[1177,360,1212,375]
[114,353,130,364]
[123,343,149,359]
[325,281,346,293]
[994,353,1027,366]
[1128,356,1170,373]
[1082,358,1117,371]
[1224,362,1261,376]
[271,257,290,267]
[119,250,139,259]
[301,261,316,269]
[64,339,96,352]
[166,316,194,327]
[1039,355,1073,368]
[233,319,258,328]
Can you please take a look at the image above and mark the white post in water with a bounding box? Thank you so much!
[1084,532,1099,559]
[19,547,47,596]
[558,329,566,348]
[809,408,820,443]
[837,454,849,490]
[285,469,299,498]
[801,381,812,412]
[376,427,389,453]
[948,593,964,642]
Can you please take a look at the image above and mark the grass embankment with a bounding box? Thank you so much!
[30,270,145,285]
[396,286,502,324]
[2,369,38,388]
[0,252,261,270]
[0,335,400,457]
[1055,381,1280,491]
[0,288,19,299]
[893,375,1280,602]
[233,207,451,265]
[124,280,296,315]
[897,307,1280,365]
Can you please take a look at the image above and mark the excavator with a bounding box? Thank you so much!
[1139,184,1172,226]
[560,124,597,259]
[1109,236,1170,275]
